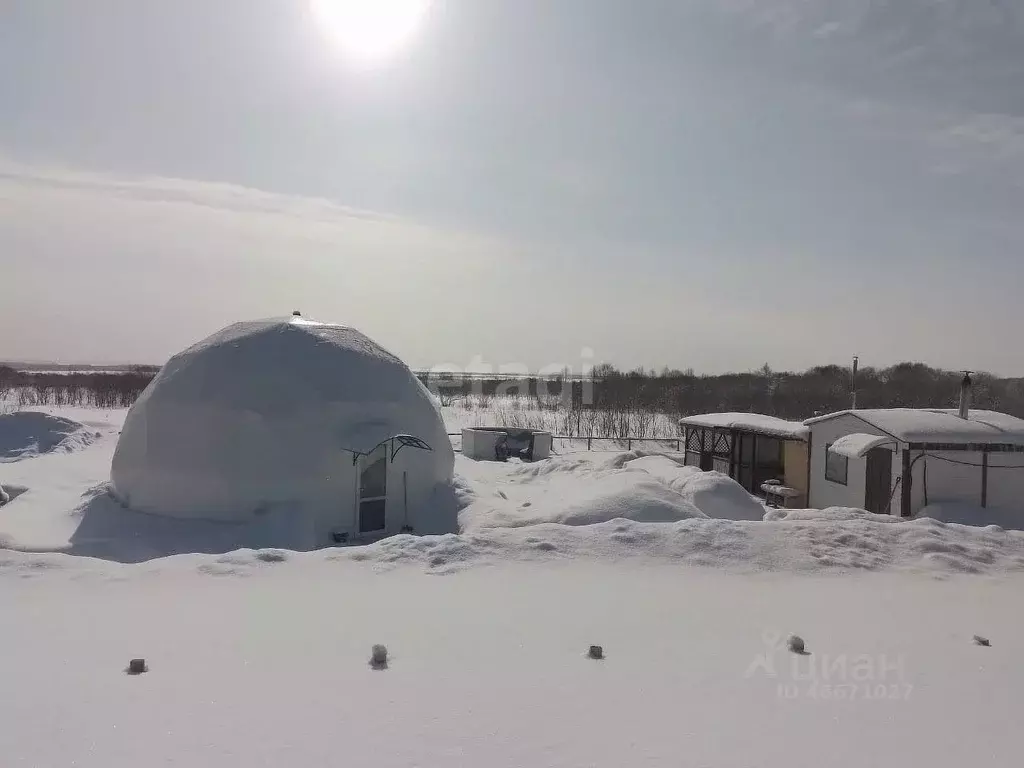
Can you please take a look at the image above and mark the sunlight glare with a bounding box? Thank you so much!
[310,0,429,65]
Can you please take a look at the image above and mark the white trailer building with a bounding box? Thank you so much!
[805,407,1024,517]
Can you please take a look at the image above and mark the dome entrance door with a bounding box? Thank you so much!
[358,443,388,533]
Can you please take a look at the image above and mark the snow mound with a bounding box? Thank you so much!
[0,412,93,462]
[764,507,902,524]
[622,454,703,484]
[335,520,747,572]
[0,483,27,506]
[460,469,707,531]
[680,472,766,521]
[439,461,1024,576]
[754,506,1024,573]
[548,477,707,527]
[625,454,765,520]
[325,514,1024,576]
[918,503,1024,532]
[461,452,770,531]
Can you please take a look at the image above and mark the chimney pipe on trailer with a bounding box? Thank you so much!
[851,356,859,410]
[958,372,973,419]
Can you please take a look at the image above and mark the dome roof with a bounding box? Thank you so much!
[146,316,420,418]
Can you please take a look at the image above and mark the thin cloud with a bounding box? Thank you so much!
[0,159,400,226]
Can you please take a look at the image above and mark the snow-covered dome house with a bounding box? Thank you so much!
[110,315,454,546]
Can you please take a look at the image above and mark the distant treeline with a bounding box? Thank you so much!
[4,362,1023,421]
[0,366,154,409]
[420,362,1024,421]
[0,362,161,374]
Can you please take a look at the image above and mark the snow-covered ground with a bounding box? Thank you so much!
[4,405,1023,569]
[3,404,1024,766]
[0,407,121,550]
[4,553,1023,768]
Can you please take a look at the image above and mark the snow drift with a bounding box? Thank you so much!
[459,452,762,532]
[624,454,766,521]
[460,472,708,531]
[459,452,764,531]
[0,411,93,462]
[351,513,1024,576]
[763,507,901,524]
[918,503,1024,532]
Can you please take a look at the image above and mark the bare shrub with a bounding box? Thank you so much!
[5,371,153,410]
[17,387,39,408]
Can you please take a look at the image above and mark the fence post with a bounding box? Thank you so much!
[981,449,989,508]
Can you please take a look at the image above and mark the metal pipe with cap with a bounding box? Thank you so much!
[958,372,973,419]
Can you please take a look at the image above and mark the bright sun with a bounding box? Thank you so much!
[310,0,429,64]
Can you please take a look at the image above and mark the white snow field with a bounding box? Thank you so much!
[3,404,1024,766]
[2,550,1024,768]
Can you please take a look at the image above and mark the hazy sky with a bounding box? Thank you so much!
[3,0,1024,374]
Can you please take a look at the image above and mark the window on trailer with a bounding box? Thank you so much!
[824,444,848,485]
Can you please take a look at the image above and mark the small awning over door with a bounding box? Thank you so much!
[829,433,896,459]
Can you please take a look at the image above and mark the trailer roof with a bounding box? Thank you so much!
[679,413,809,440]
[804,409,1024,445]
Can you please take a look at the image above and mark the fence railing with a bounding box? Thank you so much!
[448,433,682,453]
